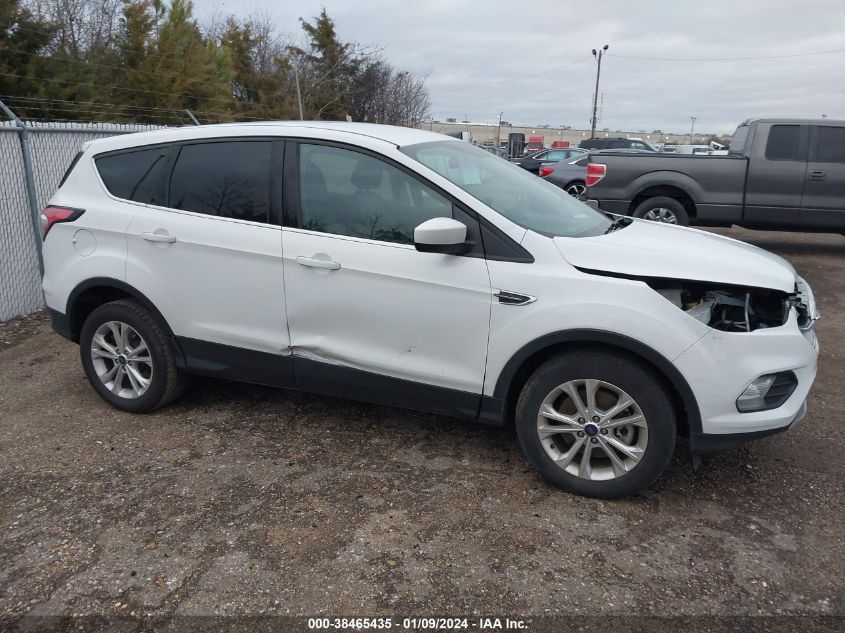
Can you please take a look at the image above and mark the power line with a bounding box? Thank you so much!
[430,56,592,87]
[1,46,297,101]
[0,94,284,125]
[608,48,845,62]
[0,79,283,121]
[1,94,194,117]
[0,71,234,104]
[0,94,247,122]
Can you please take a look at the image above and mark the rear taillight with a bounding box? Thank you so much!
[539,166,554,177]
[40,206,84,239]
[586,163,607,186]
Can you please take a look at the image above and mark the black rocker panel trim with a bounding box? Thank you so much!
[177,337,295,389]
[293,357,486,422]
[175,339,498,424]
[493,329,703,436]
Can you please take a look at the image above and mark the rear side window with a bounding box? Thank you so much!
[765,125,803,161]
[96,146,170,204]
[729,125,749,154]
[169,141,272,223]
[815,126,845,163]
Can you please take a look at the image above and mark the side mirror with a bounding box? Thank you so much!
[414,217,471,255]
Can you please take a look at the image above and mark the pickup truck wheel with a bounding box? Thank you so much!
[632,196,690,226]
[515,350,677,499]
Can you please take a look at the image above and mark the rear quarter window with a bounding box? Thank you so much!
[96,146,170,205]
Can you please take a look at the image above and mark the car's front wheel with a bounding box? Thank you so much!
[79,299,185,413]
[515,350,677,498]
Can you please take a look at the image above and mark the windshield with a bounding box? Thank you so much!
[400,141,612,237]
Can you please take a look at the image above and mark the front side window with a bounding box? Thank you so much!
[169,141,272,223]
[96,146,169,204]
[765,125,803,161]
[401,140,611,238]
[815,126,845,163]
[298,144,452,244]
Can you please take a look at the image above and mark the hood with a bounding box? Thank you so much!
[554,220,796,293]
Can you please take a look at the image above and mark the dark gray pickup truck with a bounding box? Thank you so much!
[586,118,845,232]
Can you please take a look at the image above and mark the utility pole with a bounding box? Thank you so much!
[590,44,609,139]
[495,111,503,150]
[689,116,697,144]
[293,64,304,120]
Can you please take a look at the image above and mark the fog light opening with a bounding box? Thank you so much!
[736,371,798,413]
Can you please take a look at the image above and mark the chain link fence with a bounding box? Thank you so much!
[0,116,168,321]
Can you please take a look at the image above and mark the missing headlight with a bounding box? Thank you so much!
[652,283,789,332]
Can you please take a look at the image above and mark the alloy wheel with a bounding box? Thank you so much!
[536,378,648,481]
[642,207,678,223]
[565,183,587,199]
[90,321,153,399]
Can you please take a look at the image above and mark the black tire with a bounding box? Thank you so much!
[79,299,186,413]
[515,350,677,499]
[632,196,690,226]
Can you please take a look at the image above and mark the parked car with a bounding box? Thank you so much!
[512,147,586,174]
[579,137,657,151]
[42,122,819,498]
[585,118,845,231]
[539,154,589,197]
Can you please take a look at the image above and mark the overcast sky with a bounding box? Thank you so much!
[194,0,845,134]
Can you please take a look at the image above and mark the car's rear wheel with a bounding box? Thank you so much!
[79,299,185,412]
[515,350,677,498]
[564,181,587,199]
[632,196,690,226]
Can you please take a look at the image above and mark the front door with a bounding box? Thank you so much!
[800,125,845,231]
[281,142,492,417]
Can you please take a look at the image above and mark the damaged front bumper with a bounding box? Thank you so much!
[675,307,819,453]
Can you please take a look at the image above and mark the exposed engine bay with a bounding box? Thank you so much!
[648,280,816,332]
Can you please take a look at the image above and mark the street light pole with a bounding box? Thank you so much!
[590,44,609,139]
[496,111,503,150]
[689,116,697,144]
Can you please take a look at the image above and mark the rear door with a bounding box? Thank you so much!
[800,125,845,231]
[744,122,809,227]
[124,138,292,386]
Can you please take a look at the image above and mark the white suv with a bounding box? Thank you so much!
[41,123,819,498]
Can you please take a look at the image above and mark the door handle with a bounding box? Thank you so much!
[809,170,826,181]
[142,232,177,243]
[296,256,341,270]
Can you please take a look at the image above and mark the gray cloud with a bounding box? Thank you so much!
[195,0,845,134]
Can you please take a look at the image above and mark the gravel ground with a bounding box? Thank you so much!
[0,228,843,631]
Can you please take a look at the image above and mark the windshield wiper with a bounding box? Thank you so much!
[603,217,633,234]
